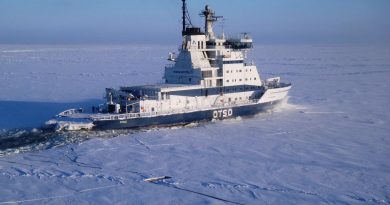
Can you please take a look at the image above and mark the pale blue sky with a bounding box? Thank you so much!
[0,0,389,44]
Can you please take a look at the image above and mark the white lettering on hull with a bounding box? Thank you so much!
[213,109,233,119]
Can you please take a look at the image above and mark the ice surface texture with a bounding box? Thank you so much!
[0,44,389,204]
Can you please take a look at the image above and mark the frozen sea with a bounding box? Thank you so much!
[0,44,389,204]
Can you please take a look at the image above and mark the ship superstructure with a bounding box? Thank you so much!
[48,0,291,131]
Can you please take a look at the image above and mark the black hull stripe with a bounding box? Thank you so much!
[93,101,282,130]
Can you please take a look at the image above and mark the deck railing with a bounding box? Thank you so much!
[91,99,259,121]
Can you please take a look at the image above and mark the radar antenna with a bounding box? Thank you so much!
[240,32,251,39]
[200,5,223,38]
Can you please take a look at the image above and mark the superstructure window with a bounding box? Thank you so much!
[206,42,216,46]
[224,40,253,49]
[223,60,244,64]
[162,92,170,100]
[202,70,213,78]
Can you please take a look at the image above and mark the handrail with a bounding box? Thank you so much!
[91,99,259,121]
[57,108,83,117]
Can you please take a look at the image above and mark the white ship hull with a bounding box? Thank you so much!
[49,85,291,131]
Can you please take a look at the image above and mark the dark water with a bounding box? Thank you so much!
[0,128,137,157]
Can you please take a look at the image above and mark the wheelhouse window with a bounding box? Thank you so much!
[202,70,213,78]
[223,60,244,64]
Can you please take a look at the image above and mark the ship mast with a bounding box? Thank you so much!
[182,0,186,35]
[181,0,194,36]
[201,5,223,39]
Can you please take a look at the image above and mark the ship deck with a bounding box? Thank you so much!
[120,83,203,92]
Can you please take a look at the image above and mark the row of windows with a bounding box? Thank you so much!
[197,41,205,49]
[223,60,244,64]
[206,41,253,49]
[226,69,252,73]
[201,70,213,78]
[227,96,249,102]
[226,77,257,83]
[206,42,224,46]
[225,86,260,92]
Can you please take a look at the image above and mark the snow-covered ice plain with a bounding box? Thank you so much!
[0,44,389,204]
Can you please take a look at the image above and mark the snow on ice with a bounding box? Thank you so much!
[0,44,389,204]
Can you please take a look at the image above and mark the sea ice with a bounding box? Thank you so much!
[0,44,389,204]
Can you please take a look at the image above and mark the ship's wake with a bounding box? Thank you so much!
[0,123,206,157]
[270,96,307,113]
[0,128,137,157]
[0,99,299,157]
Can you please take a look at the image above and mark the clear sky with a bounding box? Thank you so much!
[1,0,389,44]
